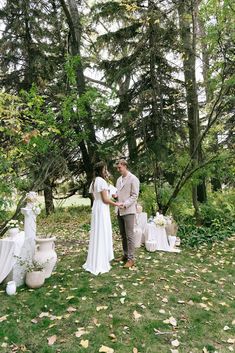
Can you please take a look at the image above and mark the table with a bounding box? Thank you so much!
[135,212,148,244]
[0,231,25,283]
[146,224,179,252]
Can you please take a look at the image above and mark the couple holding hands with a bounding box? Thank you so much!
[83,159,140,275]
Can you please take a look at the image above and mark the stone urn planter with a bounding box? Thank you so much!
[25,270,45,289]
[34,237,57,279]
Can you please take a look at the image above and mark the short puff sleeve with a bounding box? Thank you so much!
[90,177,108,193]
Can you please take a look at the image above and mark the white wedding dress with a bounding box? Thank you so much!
[83,177,114,275]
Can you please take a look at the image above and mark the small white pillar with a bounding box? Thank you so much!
[5,192,41,286]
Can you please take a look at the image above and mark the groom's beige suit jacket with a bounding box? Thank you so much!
[116,172,140,216]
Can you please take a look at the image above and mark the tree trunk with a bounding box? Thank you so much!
[44,178,55,215]
[178,0,206,220]
[59,0,99,187]
[198,15,221,192]
[118,75,137,161]
[22,0,34,90]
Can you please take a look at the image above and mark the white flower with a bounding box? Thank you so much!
[7,219,19,228]
[153,213,166,227]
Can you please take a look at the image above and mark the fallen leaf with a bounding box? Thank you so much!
[120,298,125,304]
[133,310,142,321]
[66,295,75,300]
[93,318,101,327]
[162,297,168,303]
[0,315,8,322]
[171,339,180,347]
[99,345,114,353]
[227,338,235,344]
[1,343,8,348]
[109,333,116,341]
[159,309,166,314]
[224,325,230,331]
[169,316,177,327]
[96,306,108,312]
[80,339,89,348]
[67,306,77,313]
[133,348,138,353]
[75,328,89,338]
[47,335,57,346]
[39,312,50,318]
[202,348,209,353]
[31,318,38,324]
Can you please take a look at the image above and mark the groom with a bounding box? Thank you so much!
[115,159,140,268]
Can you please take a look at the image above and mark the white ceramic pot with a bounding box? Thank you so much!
[168,235,177,249]
[25,271,45,289]
[8,227,19,237]
[134,227,142,248]
[6,281,16,295]
[34,237,57,278]
[145,240,158,252]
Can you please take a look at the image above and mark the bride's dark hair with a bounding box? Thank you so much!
[91,161,107,190]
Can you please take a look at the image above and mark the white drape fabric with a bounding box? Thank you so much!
[146,224,172,252]
[0,232,25,283]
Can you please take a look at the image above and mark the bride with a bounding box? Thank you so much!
[83,161,121,275]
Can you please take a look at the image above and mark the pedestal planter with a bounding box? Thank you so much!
[34,237,57,279]
[25,271,45,289]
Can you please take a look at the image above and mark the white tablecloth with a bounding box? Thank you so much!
[146,224,178,252]
[0,232,25,283]
[135,212,148,243]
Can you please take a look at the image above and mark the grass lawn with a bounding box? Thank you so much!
[0,207,234,353]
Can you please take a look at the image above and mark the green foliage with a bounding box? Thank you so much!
[139,184,156,216]
[178,190,235,247]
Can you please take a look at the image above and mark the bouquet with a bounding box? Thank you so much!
[153,212,166,227]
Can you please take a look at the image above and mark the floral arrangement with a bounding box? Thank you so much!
[25,191,41,215]
[153,212,166,227]
[15,256,47,272]
[7,219,23,229]
[26,191,38,204]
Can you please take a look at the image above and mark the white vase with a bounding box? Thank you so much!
[25,271,45,289]
[34,237,57,278]
[8,227,19,238]
[145,240,158,252]
[6,281,16,295]
[168,235,177,249]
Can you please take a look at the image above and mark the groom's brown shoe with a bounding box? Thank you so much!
[123,260,135,268]
[114,256,127,262]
